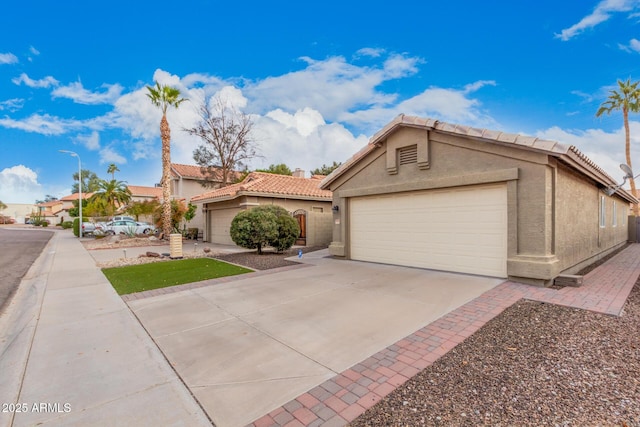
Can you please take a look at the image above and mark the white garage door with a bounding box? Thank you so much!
[209,208,240,245]
[349,184,507,277]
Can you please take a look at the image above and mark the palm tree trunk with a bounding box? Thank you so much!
[624,107,639,216]
[161,114,172,237]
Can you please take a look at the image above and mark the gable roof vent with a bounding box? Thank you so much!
[398,145,418,165]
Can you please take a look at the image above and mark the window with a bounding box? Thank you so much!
[600,196,606,228]
[613,201,617,227]
[311,206,323,213]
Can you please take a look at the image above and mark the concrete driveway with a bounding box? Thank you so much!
[127,250,503,427]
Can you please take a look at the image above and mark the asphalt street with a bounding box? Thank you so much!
[0,228,53,314]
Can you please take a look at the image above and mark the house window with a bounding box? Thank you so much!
[613,201,617,227]
[398,145,418,165]
[311,206,323,213]
[600,196,606,228]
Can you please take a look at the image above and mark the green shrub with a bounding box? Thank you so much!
[72,217,88,237]
[62,221,73,229]
[41,221,48,227]
[261,205,300,252]
[230,205,299,254]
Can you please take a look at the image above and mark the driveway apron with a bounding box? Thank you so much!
[127,251,502,427]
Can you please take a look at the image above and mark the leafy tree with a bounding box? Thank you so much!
[184,202,197,224]
[71,169,101,194]
[68,198,88,217]
[0,200,7,211]
[186,96,258,187]
[147,81,186,238]
[126,199,160,221]
[90,179,132,217]
[107,163,120,180]
[230,205,299,254]
[154,199,187,233]
[597,78,640,215]
[35,194,59,204]
[311,161,342,176]
[256,163,292,175]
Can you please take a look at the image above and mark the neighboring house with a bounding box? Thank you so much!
[58,193,94,223]
[35,200,64,224]
[127,185,163,223]
[170,163,243,231]
[321,115,636,286]
[191,171,333,247]
[2,203,36,224]
[128,185,163,203]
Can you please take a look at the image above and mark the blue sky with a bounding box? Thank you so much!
[2,0,640,204]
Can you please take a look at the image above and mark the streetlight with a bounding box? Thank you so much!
[59,150,82,238]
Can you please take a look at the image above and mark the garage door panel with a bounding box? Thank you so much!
[350,185,507,277]
[209,208,240,245]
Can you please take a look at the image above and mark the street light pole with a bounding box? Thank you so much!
[59,150,82,238]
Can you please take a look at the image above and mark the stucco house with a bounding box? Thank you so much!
[170,163,244,231]
[57,193,94,223]
[320,115,636,286]
[191,171,333,247]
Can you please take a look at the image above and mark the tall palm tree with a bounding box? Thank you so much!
[146,81,186,237]
[596,78,640,216]
[90,179,132,217]
[107,163,120,180]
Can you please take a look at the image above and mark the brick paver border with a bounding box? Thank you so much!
[249,244,640,427]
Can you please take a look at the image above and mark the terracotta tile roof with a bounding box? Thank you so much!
[192,172,333,202]
[171,163,243,182]
[127,185,162,198]
[321,114,636,203]
[60,193,94,201]
[37,200,63,207]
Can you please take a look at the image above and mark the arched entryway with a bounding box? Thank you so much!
[293,209,307,246]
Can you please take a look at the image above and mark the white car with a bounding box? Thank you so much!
[102,220,153,235]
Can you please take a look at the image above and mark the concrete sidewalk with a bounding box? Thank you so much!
[0,231,210,427]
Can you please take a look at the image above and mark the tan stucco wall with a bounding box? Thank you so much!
[201,196,332,246]
[172,178,216,231]
[554,163,628,273]
[326,126,623,285]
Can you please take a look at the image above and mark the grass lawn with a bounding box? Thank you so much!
[103,258,253,295]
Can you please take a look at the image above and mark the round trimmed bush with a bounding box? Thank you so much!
[230,205,300,254]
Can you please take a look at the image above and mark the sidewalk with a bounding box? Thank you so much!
[0,231,210,427]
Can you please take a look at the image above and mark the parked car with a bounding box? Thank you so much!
[81,222,101,235]
[102,220,152,235]
[112,215,135,222]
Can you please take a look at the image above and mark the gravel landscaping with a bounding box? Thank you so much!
[213,246,327,270]
[350,281,640,427]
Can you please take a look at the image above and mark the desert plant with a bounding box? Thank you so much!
[62,221,73,229]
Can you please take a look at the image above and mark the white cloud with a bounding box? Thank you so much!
[244,54,415,122]
[0,114,85,135]
[99,146,127,164]
[619,38,640,52]
[556,0,640,41]
[251,114,368,174]
[0,98,24,112]
[29,46,40,56]
[0,53,18,64]
[338,80,497,132]
[12,73,59,88]
[75,131,101,150]
[52,81,123,105]
[0,165,43,204]
[266,107,326,137]
[354,48,385,58]
[536,122,640,180]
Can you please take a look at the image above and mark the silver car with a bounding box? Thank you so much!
[102,220,152,235]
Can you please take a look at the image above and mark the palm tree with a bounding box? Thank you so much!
[107,163,120,180]
[90,179,132,217]
[146,81,186,237]
[596,78,640,216]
